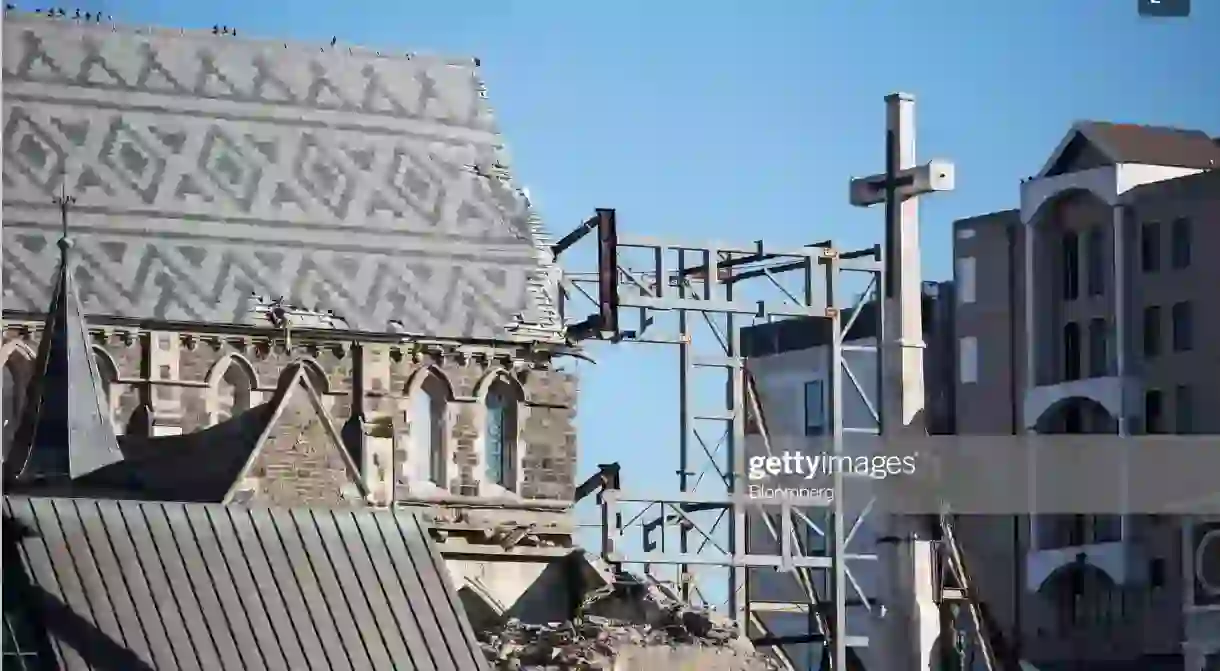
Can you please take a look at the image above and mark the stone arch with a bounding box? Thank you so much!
[1034,396,1116,435]
[476,368,525,493]
[403,366,454,486]
[1039,560,1120,631]
[1024,185,1115,229]
[293,357,329,394]
[205,353,259,424]
[1,342,37,458]
[91,346,120,431]
[1033,396,1122,550]
[473,367,528,404]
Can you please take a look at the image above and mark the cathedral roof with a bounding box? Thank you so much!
[2,14,563,343]
[3,232,123,483]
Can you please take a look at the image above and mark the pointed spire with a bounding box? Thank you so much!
[3,191,123,483]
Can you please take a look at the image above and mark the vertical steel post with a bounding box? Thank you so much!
[826,252,849,671]
[724,249,749,630]
[677,248,694,602]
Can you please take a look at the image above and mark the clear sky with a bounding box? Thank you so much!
[87,1,1217,547]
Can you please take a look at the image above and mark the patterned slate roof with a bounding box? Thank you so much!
[1,13,562,341]
[2,495,490,671]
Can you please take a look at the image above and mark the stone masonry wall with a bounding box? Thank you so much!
[1,322,579,506]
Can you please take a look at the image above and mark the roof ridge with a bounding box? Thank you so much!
[2,10,479,68]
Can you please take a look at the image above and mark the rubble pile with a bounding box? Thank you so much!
[479,575,782,670]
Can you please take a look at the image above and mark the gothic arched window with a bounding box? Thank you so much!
[484,379,518,489]
[409,374,449,486]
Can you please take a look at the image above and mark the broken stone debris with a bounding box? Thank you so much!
[478,575,782,670]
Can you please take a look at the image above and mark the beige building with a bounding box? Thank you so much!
[952,121,1220,670]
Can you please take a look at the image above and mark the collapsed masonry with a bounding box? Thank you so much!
[478,565,782,671]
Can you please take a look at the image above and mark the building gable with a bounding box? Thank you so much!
[226,364,366,506]
[1043,132,1114,177]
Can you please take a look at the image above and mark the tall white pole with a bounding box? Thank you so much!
[875,92,939,671]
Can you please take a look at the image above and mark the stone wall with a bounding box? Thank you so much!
[1,321,578,506]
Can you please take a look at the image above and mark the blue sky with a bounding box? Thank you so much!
[91,2,1216,524]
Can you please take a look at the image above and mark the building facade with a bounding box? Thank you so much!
[741,285,955,669]
[1,10,580,628]
[952,121,1220,670]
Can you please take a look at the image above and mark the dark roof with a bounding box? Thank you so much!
[72,362,367,505]
[2,236,122,483]
[3,495,489,671]
[1081,122,1220,169]
[2,14,561,342]
[1043,122,1220,176]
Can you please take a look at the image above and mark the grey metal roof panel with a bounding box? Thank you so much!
[2,496,490,671]
[2,13,563,341]
[3,237,124,483]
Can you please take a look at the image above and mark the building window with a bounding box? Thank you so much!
[956,256,976,304]
[1175,385,1193,434]
[1141,222,1160,273]
[1143,306,1161,358]
[1062,231,1080,300]
[1088,318,1108,377]
[1063,322,1081,381]
[1086,226,1105,296]
[1172,301,1193,352]
[958,337,978,384]
[1144,389,1164,434]
[409,374,449,485]
[484,383,517,489]
[1171,217,1191,269]
[804,380,825,436]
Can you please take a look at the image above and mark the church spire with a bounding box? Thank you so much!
[2,189,123,483]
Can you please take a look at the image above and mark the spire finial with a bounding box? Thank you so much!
[52,178,76,253]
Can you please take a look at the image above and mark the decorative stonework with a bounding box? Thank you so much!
[2,14,561,339]
[1,322,578,503]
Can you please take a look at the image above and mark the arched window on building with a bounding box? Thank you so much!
[220,363,253,420]
[93,348,119,432]
[2,350,34,460]
[484,379,519,490]
[409,373,449,486]
[2,363,19,460]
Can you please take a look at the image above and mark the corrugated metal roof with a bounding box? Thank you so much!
[3,235,123,484]
[2,496,489,671]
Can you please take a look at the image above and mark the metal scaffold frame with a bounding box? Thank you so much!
[557,212,885,670]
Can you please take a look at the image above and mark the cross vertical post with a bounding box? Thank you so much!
[849,92,956,671]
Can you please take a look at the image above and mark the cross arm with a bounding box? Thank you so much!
[849,159,956,207]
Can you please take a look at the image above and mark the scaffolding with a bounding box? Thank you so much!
[557,217,884,670]
[557,92,976,671]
